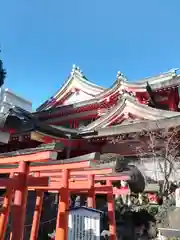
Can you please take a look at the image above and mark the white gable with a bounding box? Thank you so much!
[63,90,94,105]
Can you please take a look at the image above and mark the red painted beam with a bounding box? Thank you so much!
[29,160,92,172]
[27,176,49,187]
[50,174,130,182]
[0,151,57,164]
[0,176,49,189]
[40,168,113,177]
[0,168,19,174]
[28,185,114,193]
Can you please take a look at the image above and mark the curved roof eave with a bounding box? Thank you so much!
[36,70,180,114]
[34,79,121,116]
[80,94,180,131]
[95,114,180,137]
[37,66,105,111]
[122,76,180,91]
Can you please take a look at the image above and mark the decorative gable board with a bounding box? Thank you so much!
[60,90,94,106]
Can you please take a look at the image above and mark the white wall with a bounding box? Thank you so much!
[0,88,32,113]
[133,157,180,182]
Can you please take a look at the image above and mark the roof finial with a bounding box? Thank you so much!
[72,64,76,70]
[71,64,83,76]
[168,68,179,74]
[117,71,122,78]
[71,64,76,75]
[117,71,125,80]
[76,66,83,74]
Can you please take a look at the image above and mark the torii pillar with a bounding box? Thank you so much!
[30,172,44,240]
[107,180,116,240]
[55,169,69,240]
[11,161,29,240]
[0,173,14,239]
[87,174,95,208]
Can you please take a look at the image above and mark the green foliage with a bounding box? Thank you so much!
[147,205,159,216]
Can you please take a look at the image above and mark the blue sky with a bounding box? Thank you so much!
[1,0,180,109]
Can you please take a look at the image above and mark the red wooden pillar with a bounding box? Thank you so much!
[107,180,116,240]
[87,174,95,208]
[10,161,29,240]
[0,173,14,239]
[168,88,179,111]
[55,169,69,240]
[74,120,79,128]
[69,120,73,128]
[30,172,44,240]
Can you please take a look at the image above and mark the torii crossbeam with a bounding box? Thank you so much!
[0,151,130,240]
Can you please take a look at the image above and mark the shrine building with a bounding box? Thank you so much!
[1,64,180,183]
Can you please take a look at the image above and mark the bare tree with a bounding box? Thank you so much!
[137,127,180,196]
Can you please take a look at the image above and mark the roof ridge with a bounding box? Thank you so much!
[73,67,104,90]
[135,69,177,83]
[37,65,104,111]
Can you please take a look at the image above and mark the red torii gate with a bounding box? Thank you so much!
[0,151,129,240]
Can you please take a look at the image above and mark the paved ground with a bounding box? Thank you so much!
[167,207,180,229]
